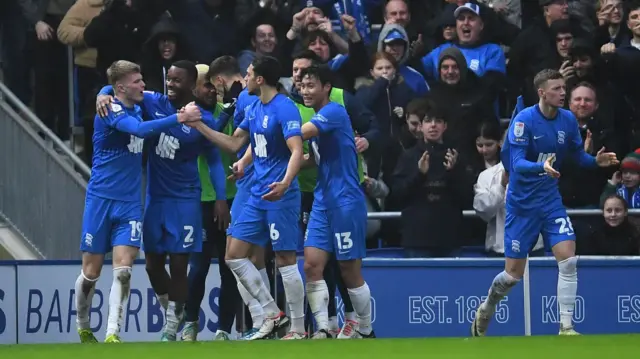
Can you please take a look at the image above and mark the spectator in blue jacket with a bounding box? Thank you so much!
[422,2,506,93]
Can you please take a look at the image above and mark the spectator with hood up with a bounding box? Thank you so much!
[376,23,430,95]
[426,46,497,158]
[139,15,190,94]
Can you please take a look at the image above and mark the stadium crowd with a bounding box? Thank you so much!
[3,0,640,257]
[2,0,640,343]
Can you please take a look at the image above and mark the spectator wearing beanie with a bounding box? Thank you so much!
[601,149,640,208]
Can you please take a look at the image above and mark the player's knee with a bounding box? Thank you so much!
[115,267,132,285]
[275,251,296,267]
[558,256,577,275]
[303,260,323,281]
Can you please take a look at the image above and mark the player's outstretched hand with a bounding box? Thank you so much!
[595,147,620,167]
[213,200,230,230]
[418,151,429,174]
[444,148,458,170]
[227,161,245,181]
[96,95,114,118]
[263,181,289,201]
[543,154,561,178]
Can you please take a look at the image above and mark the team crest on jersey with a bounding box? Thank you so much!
[469,59,480,71]
[557,131,565,144]
[262,115,269,128]
[513,122,524,137]
[182,124,191,134]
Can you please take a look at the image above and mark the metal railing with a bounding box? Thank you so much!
[0,81,90,259]
[367,209,640,219]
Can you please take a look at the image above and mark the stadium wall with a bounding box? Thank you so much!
[0,257,639,344]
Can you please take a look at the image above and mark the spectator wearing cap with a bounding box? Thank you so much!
[391,103,471,258]
[426,46,497,162]
[377,23,429,95]
[421,2,506,96]
[600,149,640,209]
[508,0,585,107]
[139,15,190,94]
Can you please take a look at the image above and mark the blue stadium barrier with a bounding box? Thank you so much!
[0,257,639,344]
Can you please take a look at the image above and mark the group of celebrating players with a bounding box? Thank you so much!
[72,50,620,343]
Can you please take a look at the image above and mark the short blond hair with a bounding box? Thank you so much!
[195,64,209,85]
[106,60,141,85]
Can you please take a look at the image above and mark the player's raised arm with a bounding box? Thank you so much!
[107,102,200,138]
[192,121,249,154]
[96,85,165,118]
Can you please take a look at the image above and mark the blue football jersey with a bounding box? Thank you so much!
[239,93,302,209]
[233,89,259,190]
[141,92,227,200]
[504,105,596,213]
[87,101,145,201]
[309,102,364,209]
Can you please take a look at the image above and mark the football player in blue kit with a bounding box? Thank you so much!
[471,69,619,336]
[77,60,201,344]
[296,65,375,339]
[96,60,229,341]
[186,56,305,340]
[203,56,279,339]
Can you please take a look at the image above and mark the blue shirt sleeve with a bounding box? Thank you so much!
[233,93,247,129]
[311,104,343,134]
[278,101,302,140]
[508,113,544,174]
[567,113,597,168]
[484,44,507,74]
[98,86,165,116]
[107,103,179,138]
[204,145,227,200]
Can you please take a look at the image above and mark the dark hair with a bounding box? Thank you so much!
[171,60,198,83]
[627,0,640,20]
[251,55,282,87]
[299,65,333,86]
[477,121,502,141]
[208,56,241,79]
[292,49,322,64]
[405,98,428,119]
[602,194,629,211]
[302,30,332,51]
[570,81,598,101]
[533,69,564,90]
[423,99,447,122]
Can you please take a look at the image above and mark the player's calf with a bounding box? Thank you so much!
[105,245,137,342]
[276,251,305,337]
[76,253,103,341]
[304,247,330,335]
[339,260,374,338]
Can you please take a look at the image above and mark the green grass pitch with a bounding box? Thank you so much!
[2,335,639,359]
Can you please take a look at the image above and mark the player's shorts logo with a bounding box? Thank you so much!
[84,233,93,247]
[511,240,520,253]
